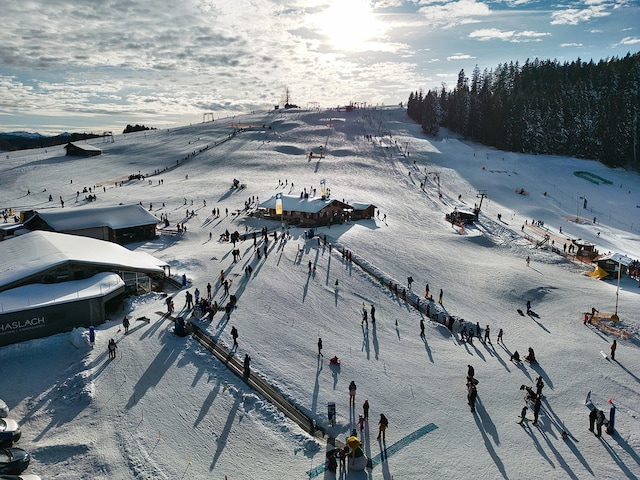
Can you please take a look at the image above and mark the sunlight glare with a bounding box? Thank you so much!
[315,0,381,51]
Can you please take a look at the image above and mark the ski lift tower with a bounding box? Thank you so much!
[476,190,487,215]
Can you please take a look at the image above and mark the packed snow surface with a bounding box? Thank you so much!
[0,107,639,479]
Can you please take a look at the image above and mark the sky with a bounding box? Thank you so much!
[1,0,639,135]
[0,107,638,478]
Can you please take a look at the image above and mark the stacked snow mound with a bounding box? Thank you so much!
[70,327,89,349]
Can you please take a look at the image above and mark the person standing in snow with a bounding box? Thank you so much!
[438,289,443,304]
[535,377,544,396]
[467,383,477,413]
[363,399,369,420]
[420,318,425,338]
[231,326,239,348]
[467,365,475,382]
[610,340,617,360]
[108,338,117,359]
[122,316,130,334]
[424,283,429,299]
[484,325,491,344]
[243,354,251,378]
[361,304,368,326]
[370,304,376,323]
[589,407,598,432]
[595,410,606,437]
[349,381,357,407]
[317,337,323,357]
[377,413,388,440]
[207,282,212,300]
[526,300,531,315]
[475,322,482,340]
[89,325,95,348]
[526,256,530,266]
[532,395,542,425]
[497,328,504,344]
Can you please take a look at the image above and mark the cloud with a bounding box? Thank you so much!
[615,36,640,46]
[418,0,491,28]
[550,4,611,25]
[447,53,476,60]
[469,28,549,42]
[561,42,584,47]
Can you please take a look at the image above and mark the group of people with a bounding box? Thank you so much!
[347,383,388,442]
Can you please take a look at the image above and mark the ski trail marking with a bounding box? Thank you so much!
[306,423,438,478]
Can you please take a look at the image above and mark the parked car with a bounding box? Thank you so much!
[0,475,41,480]
[0,448,30,475]
[0,420,21,447]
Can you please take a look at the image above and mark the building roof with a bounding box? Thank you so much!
[28,204,159,231]
[0,230,167,290]
[66,142,102,153]
[258,195,345,214]
[350,202,376,210]
[595,252,634,266]
[0,272,124,314]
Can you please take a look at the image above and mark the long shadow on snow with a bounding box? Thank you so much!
[210,393,242,471]
[535,423,580,480]
[473,397,508,479]
[611,434,640,478]
[125,329,182,410]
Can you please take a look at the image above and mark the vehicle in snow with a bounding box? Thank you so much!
[0,420,21,448]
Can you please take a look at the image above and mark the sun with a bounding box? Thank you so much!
[314,0,381,51]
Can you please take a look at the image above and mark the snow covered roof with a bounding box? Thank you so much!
[29,204,159,231]
[258,195,343,214]
[66,141,102,152]
[0,230,167,290]
[596,252,634,266]
[0,272,124,314]
[350,201,375,210]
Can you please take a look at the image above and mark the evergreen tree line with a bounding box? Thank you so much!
[407,52,640,170]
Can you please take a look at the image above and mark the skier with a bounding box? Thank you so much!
[231,326,238,348]
[349,381,357,407]
[610,340,617,360]
[122,316,130,334]
[518,405,528,425]
[497,328,504,344]
[318,337,323,357]
[588,408,597,432]
[377,413,388,440]
[370,304,376,323]
[363,399,369,420]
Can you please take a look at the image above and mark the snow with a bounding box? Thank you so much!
[0,107,639,479]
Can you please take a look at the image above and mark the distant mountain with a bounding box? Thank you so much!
[0,131,101,152]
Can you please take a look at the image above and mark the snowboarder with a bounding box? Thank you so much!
[518,405,528,425]
[349,381,357,407]
[122,316,130,334]
[231,326,238,348]
[377,413,388,440]
[317,337,323,357]
[363,399,369,419]
[589,407,597,432]
[370,304,376,323]
[497,328,504,344]
[610,340,617,360]
[532,395,542,425]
